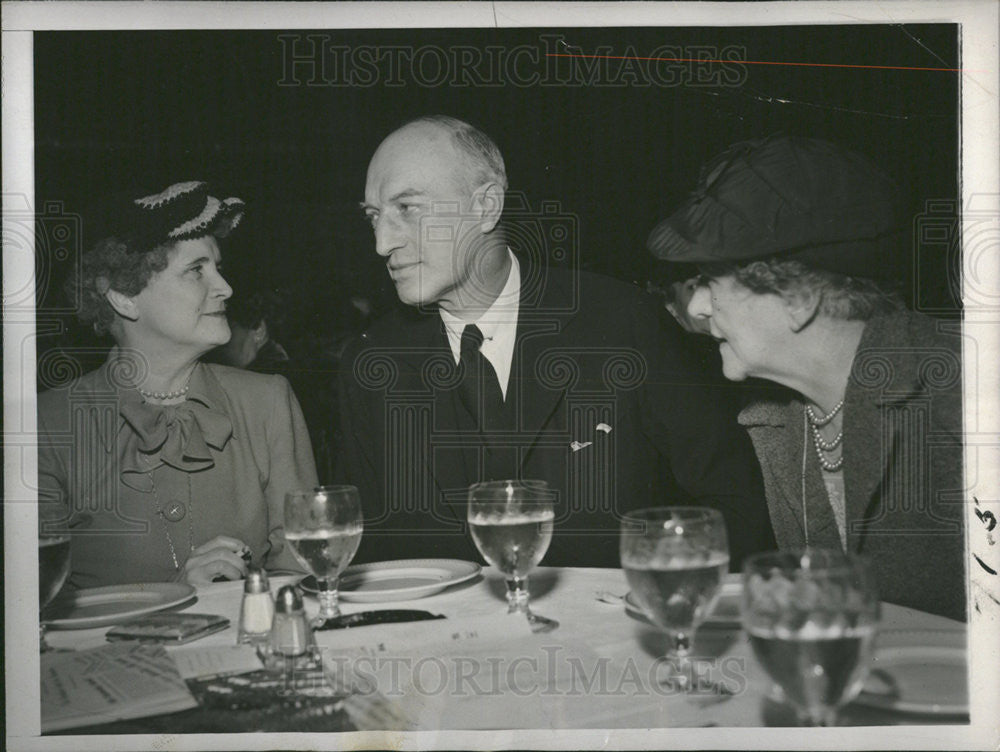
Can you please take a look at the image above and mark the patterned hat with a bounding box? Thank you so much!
[114,181,245,253]
[647,135,901,279]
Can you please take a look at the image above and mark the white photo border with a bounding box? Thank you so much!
[3,2,998,750]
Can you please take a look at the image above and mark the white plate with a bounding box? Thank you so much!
[299,559,482,602]
[855,630,968,716]
[43,583,196,630]
[624,580,742,628]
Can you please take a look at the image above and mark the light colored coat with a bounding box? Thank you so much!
[37,357,318,588]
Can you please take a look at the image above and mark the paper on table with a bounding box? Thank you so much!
[316,613,532,657]
[335,628,762,730]
[320,612,536,725]
[390,634,612,729]
[169,644,264,680]
[40,642,197,732]
[338,634,631,730]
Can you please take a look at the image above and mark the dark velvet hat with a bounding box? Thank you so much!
[647,135,901,279]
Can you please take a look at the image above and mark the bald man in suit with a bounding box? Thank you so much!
[338,115,774,568]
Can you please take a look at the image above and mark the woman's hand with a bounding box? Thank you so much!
[177,535,250,584]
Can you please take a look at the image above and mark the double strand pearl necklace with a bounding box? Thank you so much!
[805,399,845,472]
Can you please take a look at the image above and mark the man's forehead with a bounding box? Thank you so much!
[387,120,451,149]
[372,125,450,168]
[366,133,469,199]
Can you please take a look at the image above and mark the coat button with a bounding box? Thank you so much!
[163,500,187,522]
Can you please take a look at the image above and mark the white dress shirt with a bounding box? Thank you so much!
[439,250,520,400]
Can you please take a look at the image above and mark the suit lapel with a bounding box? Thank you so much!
[382,315,472,528]
[425,319,478,518]
[511,262,577,471]
[843,382,920,551]
[740,398,838,547]
[513,319,566,467]
[842,320,922,550]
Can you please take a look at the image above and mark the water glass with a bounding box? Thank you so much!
[468,479,558,632]
[620,507,729,687]
[39,534,71,652]
[742,549,880,726]
[284,486,363,627]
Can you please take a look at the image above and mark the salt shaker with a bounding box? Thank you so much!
[237,569,274,645]
[269,584,314,657]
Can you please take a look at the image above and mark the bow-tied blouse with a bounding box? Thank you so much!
[36,355,318,588]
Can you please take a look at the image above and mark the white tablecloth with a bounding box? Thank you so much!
[45,566,965,730]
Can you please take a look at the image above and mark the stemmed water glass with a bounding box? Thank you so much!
[468,479,558,633]
[620,507,730,689]
[284,486,363,628]
[39,534,72,652]
[742,549,880,726]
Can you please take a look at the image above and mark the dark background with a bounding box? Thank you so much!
[33,25,961,359]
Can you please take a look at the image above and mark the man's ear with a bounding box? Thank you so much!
[105,288,139,322]
[253,320,268,344]
[784,288,820,332]
[472,182,504,233]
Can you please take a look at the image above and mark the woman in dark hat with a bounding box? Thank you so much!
[649,136,965,621]
[37,181,317,587]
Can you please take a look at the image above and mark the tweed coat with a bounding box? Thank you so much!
[739,310,966,620]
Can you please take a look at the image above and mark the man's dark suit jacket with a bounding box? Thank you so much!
[336,261,773,569]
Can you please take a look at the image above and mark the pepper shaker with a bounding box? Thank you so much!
[237,569,274,645]
[269,584,314,657]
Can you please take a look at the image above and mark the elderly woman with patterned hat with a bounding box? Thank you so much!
[37,181,317,587]
[648,136,965,621]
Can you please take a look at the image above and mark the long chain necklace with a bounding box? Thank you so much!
[801,411,810,546]
[805,400,845,472]
[144,456,195,571]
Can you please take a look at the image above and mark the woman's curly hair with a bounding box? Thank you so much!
[702,257,903,322]
[68,238,173,336]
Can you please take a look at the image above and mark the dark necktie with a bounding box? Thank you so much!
[457,324,519,481]
[457,324,504,427]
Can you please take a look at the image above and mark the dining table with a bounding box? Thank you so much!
[41,563,968,736]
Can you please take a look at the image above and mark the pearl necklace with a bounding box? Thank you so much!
[137,383,190,401]
[806,401,845,472]
[806,399,843,424]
